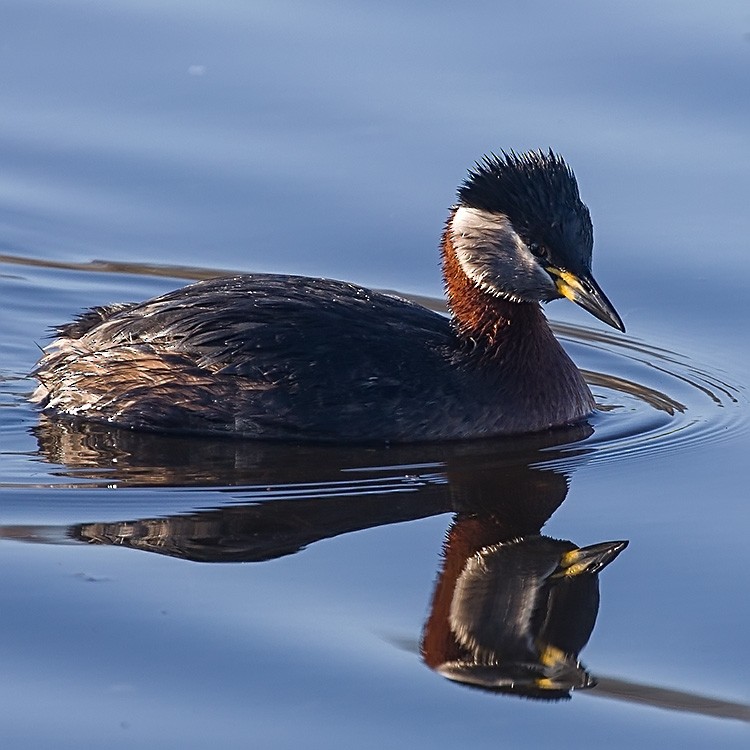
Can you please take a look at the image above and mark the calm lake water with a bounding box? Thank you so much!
[1,1,749,748]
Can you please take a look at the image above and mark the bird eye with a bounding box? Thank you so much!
[528,242,548,260]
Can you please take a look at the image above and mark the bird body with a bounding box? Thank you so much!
[32,150,624,442]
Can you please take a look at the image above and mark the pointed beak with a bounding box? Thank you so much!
[555,540,629,577]
[547,267,625,332]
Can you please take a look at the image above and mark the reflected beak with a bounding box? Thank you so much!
[547,267,625,332]
[555,540,629,577]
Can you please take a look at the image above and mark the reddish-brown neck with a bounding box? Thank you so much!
[441,222,544,356]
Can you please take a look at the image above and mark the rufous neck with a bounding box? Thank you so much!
[441,221,544,352]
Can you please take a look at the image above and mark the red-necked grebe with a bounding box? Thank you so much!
[32,149,624,442]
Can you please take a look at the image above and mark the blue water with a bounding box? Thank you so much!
[1,1,749,748]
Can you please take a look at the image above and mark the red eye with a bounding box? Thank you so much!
[529,243,548,259]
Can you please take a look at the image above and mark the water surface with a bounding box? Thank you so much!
[1,1,749,748]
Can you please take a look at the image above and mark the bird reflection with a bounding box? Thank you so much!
[21,416,627,700]
[422,524,626,698]
[30,416,594,560]
[418,446,626,700]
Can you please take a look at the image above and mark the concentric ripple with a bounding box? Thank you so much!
[548,321,747,467]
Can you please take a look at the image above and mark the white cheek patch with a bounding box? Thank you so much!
[449,206,551,301]
[450,206,524,281]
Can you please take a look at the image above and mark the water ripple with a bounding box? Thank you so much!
[549,321,746,468]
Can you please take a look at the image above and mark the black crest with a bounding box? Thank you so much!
[457,149,593,268]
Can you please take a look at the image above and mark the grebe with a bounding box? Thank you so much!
[32,150,624,442]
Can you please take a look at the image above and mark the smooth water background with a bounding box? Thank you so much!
[1,1,749,748]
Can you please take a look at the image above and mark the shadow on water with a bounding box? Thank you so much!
[2,416,747,723]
